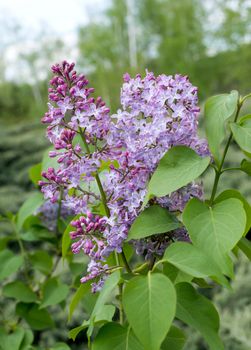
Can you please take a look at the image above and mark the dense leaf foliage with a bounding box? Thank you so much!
[1,60,251,350]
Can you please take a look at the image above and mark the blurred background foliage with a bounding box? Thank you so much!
[1,0,251,349]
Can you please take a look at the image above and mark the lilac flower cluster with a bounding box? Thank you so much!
[40,61,209,291]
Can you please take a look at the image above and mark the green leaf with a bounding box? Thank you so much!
[40,278,69,308]
[20,226,53,242]
[68,282,91,321]
[50,343,70,350]
[69,305,115,340]
[3,281,37,303]
[29,163,42,186]
[240,159,251,176]
[163,242,226,285]
[237,237,251,260]
[175,283,224,350]
[215,189,251,234]
[128,205,180,240]
[62,214,81,259]
[20,329,34,350]
[16,303,54,330]
[29,250,53,274]
[17,192,44,231]
[0,250,23,281]
[161,325,186,350]
[42,147,60,172]
[205,90,238,164]
[123,272,176,350]
[144,146,210,205]
[183,198,246,275]
[92,323,144,350]
[4,327,25,350]
[230,118,251,153]
[87,271,120,338]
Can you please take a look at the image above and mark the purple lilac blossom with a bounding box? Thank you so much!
[40,62,209,291]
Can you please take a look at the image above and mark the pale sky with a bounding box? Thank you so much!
[0,0,109,80]
[0,0,108,35]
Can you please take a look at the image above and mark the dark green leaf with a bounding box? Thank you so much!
[20,329,34,350]
[50,343,70,350]
[128,205,180,240]
[237,237,251,260]
[40,278,69,308]
[123,272,176,350]
[176,283,224,350]
[16,303,54,330]
[3,281,37,303]
[240,159,251,176]
[29,250,53,274]
[161,325,186,350]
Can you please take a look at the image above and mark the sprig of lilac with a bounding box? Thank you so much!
[40,61,209,292]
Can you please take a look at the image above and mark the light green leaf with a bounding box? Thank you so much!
[40,278,69,308]
[144,146,210,205]
[87,271,120,338]
[163,242,227,285]
[161,325,186,350]
[42,147,60,172]
[69,305,115,340]
[215,189,251,234]
[16,303,54,330]
[68,282,91,321]
[29,250,53,274]
[128,205,180,240]
[231,118,251,153]
[183,198,246,275]
[29,163,42,186]
[0,250,23,281]
[62,214,81,259]
[17,192,44,231]
[4,327,25,350]
[238,237,251,260]
[3,281,37,303]
[123,272,176,350]
[92,323,144,350]
[205,90,238,163]
[176,283,224,350]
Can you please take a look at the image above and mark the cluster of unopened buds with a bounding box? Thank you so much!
[70,213,107,260]
[40,60,209,291]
